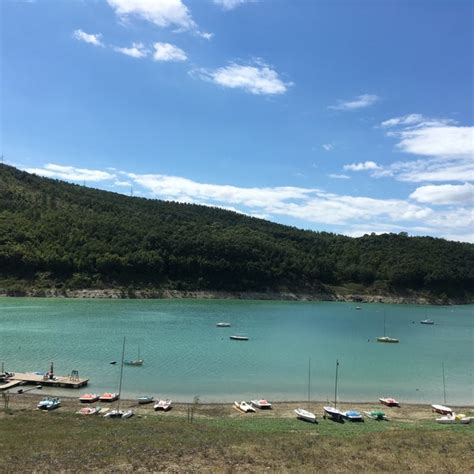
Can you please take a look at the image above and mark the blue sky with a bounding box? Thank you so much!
[2,0,473,241]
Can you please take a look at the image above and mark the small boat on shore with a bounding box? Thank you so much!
[230,335,249,341]
[99,392,119,402]
[104,409,123,418]
[79,393,99,403]
[251,399,272,409]
[37,397,61,411]
[154,399,172,411]
[216,322,231,327]
[323,406,344,421]
[137,396,154,405]
[295,408,316,423]
[234,401,255,413]
[436,414,470,424]
[420,319,434,325]
[343,410,364,422]
[77,406,99,415]
[379,397,400,407]
[431,404,453,415]
[365,410,387,420]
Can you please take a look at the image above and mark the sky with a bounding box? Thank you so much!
[1,0,473,242]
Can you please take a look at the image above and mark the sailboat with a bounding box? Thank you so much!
[124,345,144,366]
[377,312,399,343]
[431,363,453,415]
[295,358,317,423]
[323,359,344,422]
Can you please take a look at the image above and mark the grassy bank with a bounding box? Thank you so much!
[1,397,473,472]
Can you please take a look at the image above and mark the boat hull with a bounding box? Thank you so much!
[294,408,316,423]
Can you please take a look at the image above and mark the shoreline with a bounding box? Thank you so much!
[1,288,472,305]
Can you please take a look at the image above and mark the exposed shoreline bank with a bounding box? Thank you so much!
[1,287,472,305]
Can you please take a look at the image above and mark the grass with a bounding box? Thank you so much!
[1,410,473,472]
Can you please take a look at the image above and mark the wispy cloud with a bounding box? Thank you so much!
[322,144,333,151]
[153,42,187,62]
[328,174,350,180]
[409,183,474,205]
[344,161,380,171]
[192,61,292,95]
[329,94,379,111]
[114,42,148,58]
[25,163,115,182]
[72,29,104,47]
[213,0,255,10]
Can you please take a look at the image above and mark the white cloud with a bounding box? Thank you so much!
[193,62,292,95]
[153,42,187,62]
[114,180,133,187]
[25,164,115,182]
[322,144,333,151]
[114,42,148,58]
[213,0,255,10]
[72,29,104,47]
[328,174,350,180]
[329,94,379,111]
[344,161,380,171]
[381,114,456,129]
[409,183,474,205]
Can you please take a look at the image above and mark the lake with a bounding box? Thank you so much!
[0,298,472,404]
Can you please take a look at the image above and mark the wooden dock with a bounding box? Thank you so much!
[1,372,89,389]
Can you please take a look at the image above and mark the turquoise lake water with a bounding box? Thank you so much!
[0,298,472,404]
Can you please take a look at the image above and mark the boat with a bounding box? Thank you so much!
[294,408,317,423]
[99,392,119,402]
[431,404,453,415]
[234,401,255,413]
[104,409,123,418]
[251,399,272,409]
[216,322,231,327]
[121,410,134,419]
[137,396,154,405]
[124,345,144,366]
[436,414,471,424]
[355,306,362,310]
[230,335,249,341]
[364,410,387,420]
[379,397,400,407]
[77,406,99,415]
[37,397,61,410]
[154,399,172,411]
[323,359,344,422]
[343,410,364,422]
[377,312,399,343]
[295,357,316,423]
[79,393,99,403]
[420,319,434,325]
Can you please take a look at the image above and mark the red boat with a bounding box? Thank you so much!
[379,397,400,407]
[99,392,119,402]
[79,393,99,403]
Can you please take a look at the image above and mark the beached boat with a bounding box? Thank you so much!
[365,410,387,420]
[234,401,255,413]
[229,335,249,341]
[99,392,119,402]
[137,396,154,405]
[216,322,231,327]
[377,313,399,343]
[379,397,400,407]
[121,409,134,419]
[77,406,99,415]
[79,393,99,403]
[323,406,344,421]
[343,409,364,422]
[154,399,172,411]
[420,319,434,325]
[431,404,453,415]
[436,414,470,424]
[37,397,61,410]
[295,408,317,423]
[104,409,123,418]
[251,399,272,409]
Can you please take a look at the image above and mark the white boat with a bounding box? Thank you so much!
[251,399,272,409]
[379,397,400,407]
[154,399,172,411]
[294,408,316,423]
[323,406,344,421]
[124,345,144,366]
[77,406,99,415]
[377,313,399,343]
[121,410,134,419]
[420,319,434,325]
[137,396,154,404]
[343,410,364,422]
[104,409,123,418]
[234,401,255,413]
[37,397,61,410]
[436,414,471,424]
[79,393,99,403]
[216,322,231,327]
[230,335,249,341]
[431,404,453,415]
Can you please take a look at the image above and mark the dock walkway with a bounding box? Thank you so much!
[1,372,89,389]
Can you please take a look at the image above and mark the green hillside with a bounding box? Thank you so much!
[1,164,473,300]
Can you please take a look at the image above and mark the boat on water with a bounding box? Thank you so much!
[431,404,453,415]
[234,401,255,413]
[37,397,61,410]
[379,397,400,407]
[124,346,144,366]
[251,399,272,409]
[77,406,99,415]
[420,319,434,325]
[365,410,387,421]
[295,408,317,423]
[377,313,399,343]
[343,410,364,422]
[99,392,119,402]
[436,414,471,424]
[229,335,249,341]
[154,399,172,411]
[216,322,231,327]
[355,306,362,310]
[79,393,99,403]
[137,396,154,405]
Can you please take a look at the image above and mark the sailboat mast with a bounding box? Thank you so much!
[442,362,447,404]
[334,359,339,408]
[383,312,386,337]
[308,358,311,411]
[117,336,126,411]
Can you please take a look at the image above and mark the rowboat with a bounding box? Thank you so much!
[37,397,61,410]
[294,408,316,423]
[379,397,400,407]
[251,399,272,409]
[137,396,154,404]
[420,319,434,325]
[99,392,119,402]
[79,393,99,403]
[431,404,453,415]
[343,410,364,422]
[154,399,172,411]
[216,322,231,327]
[230,335,249,341]
[323,406,344,421]
[234,401,255,413]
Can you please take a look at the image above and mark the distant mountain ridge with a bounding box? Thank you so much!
[1,164,473,302]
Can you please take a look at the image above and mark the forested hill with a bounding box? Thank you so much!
[1,164,473,301]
